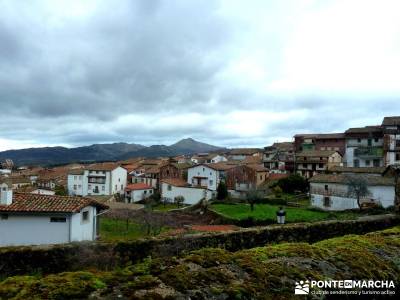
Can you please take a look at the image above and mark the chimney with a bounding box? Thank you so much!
[0,184,13,205]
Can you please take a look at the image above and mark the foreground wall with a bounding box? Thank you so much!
[0,214,398,277]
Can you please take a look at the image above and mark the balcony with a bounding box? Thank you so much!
[354,146,383,158]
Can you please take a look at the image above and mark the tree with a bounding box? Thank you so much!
[174,196,185,208]
[246,189,264,211]
[346,175,371,210]
[277,174,309,194]
[54,185,67,196]
[217,181,228,200]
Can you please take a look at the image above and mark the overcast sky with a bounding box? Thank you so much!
[1,0,400,151]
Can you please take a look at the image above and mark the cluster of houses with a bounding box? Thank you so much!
[0,116,399,247]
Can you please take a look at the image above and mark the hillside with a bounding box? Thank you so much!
[0,138,224,166]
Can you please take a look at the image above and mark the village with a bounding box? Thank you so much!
[0,116,399,247]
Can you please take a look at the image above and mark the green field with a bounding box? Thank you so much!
[99,217,166,241]
[211,203,360,223]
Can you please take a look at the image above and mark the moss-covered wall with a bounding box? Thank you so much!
[0,214,399,278]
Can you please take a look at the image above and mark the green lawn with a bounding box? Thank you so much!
[99,217,166,241]
[211,203,360,223]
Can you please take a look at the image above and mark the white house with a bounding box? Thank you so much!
[187,163,235,191]
[0,183,108,247]
[125,183,154,203]
[160,178,213,205]
[67,163,127,196]
[309,173,395,211]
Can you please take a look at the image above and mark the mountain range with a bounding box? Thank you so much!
[0,138,224,166]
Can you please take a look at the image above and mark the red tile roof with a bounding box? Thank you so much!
[0,193,108,213]
[161,178,188,187]
[125,183,153,191]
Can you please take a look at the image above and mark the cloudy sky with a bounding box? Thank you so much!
[1,0,400,151]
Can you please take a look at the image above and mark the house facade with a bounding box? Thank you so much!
[160,178,213,205]
[344,126,384,167]
[263,142,294,174]
[295,150,342,178]
[382,117,400,166]
[225,164,268,192]
[67,163,127,196]
[0,185,108,247]
[125,183,154,203]
[294,133,346,155]
[187,163,235,191]
[309,173,395,210]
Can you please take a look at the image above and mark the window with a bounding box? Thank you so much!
[202,168,205,172]
[374,138,379,143]
[73,184,77,190]
[354,159,360,167]
[323,197,331,207]
[115,184,117,190]
[318,163,324,168]
[365,160,370,166]
[373,159,380,167]
[302,163,307,168]
[82,211,89,222]
[396,153,400,161]
[50,217,66,223]
[209,180,213,186]
[150,190,153,194]
[74,176,77,180]
[118,178,120,182]
[168,185,172,191]
[320,157,323,160]
[324,185,328,191]
[368,139,372,146]
[357,138,361,143]
[1,214,8,220]
[102,186,105,191]
[144,190,147,194]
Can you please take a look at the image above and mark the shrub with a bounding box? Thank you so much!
[277,174,309,194]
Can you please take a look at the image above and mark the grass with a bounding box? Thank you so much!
[99,217,166,241]
[211,203,360,223]
[152,203,187,212]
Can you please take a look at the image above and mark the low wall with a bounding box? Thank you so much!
[0,214,399,278]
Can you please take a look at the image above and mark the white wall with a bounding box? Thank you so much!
[0,214,70,246]
[310,182,395,210]
[187,165,218,191]
[161,182,213,205]
[70,206,96,242]
[111,167,128,194]
[126,188,154,203]
[0,206,98,246]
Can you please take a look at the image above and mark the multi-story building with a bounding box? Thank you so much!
[263,142,294,174]
[294,133,345,155]
[187,163,235,191]
[225,164,268,192]
[67,163,127,196]
[382,116,400,166]
[295,150,342,178]
[344,126,384,168]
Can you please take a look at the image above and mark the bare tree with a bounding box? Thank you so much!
[246,189,264,212]
[346,175,371,210]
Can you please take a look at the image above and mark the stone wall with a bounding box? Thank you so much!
[0,214,398,278]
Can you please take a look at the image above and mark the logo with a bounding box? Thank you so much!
[295,280,309,294]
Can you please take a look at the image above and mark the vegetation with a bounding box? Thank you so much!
[217,181,228,200]
[54,185,67,196]
[346,175,371,210]
[211,203,361,223]
[276,174,309,193]
[1,226,399,299]
[245,189,264,211]
[99,217,167,241]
